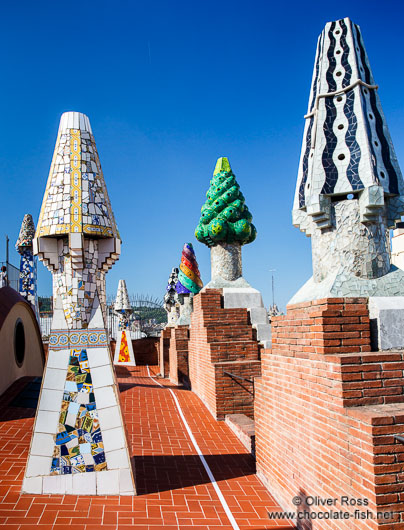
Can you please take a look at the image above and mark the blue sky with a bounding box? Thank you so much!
[1,0,404,309]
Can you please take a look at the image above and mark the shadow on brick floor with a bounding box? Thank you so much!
[133,452,256,494]
[119,381,188,392]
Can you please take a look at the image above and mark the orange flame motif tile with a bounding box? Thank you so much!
[118,331,130,363]
[113,280,136,365]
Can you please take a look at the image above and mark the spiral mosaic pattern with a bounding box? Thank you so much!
[195,157,256,247]
[176,243,203,295]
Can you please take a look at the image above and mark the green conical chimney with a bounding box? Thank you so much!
[195,157,257,247]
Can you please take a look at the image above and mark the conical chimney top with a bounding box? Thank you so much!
[114,279,132,311]
[16,214,36,251]
[36,111,119,239]
[293,17,404,233]
[214,157,232,176]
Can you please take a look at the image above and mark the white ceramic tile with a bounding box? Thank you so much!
[43,367,67,390]
[93,385,117,410]
[87,347,110,368]
[43,475,67,494]
[102,427,126,453]
[25,455,52,477]
[38,388,63,412]
[105,448,130,470]
[79,113,85,131]
[96,469,119,495]
[22,476,42,494]
[35,410,59,434]
[119,468,135,494]
[76,392,90,404]
[88,300,105,328]
[30,433,54,457]
[98,406,121,431]
[83,454,95,467]
[91,364,114,389]
[71,472,96,495]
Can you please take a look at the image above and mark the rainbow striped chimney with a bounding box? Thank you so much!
[176,243,202,325]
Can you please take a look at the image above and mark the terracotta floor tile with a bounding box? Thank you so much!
[0,366,293,528]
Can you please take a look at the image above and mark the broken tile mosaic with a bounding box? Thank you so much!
[50,348,107,475]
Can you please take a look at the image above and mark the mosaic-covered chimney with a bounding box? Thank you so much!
[113,279,135,365]
[24,112,135,496]
[16,214,39,318]
[34,111,120,325]
[292,17,404,301]
[175,243,202,325]
[195,157,256,287]
[163,267,180,326]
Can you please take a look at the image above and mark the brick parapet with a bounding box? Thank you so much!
[271,297,371,355]
[169,325,190,386]
[255,297,404,528]
[188,289,261,420]
[159,327,171,377]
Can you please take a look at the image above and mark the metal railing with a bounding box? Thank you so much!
[39,309,149,342]
[0,261,19,292]
[223,371,255,396]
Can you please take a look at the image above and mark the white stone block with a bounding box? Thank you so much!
[43,367,67,390]
[43,475,67,494]
[248,307,269,324]
[37,237,58,254]
[38,388,64,412]
[223,287,264,309]
[46,349,70,370]
[87,347,110,368]
[369,297,404,350]
[25,455,52,477]
[105,448,130,470]
[35,410,59,434]
[91,364,114,389]
[30,433,54,457]
[98,406,122,431]
[254,323,272,342]
[93,386,118,410]
[119,468,135,494]
[102,427,126,453]
[22,476,43,494]
[97,469,120,495]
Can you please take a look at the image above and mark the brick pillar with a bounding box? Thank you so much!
[255,297,404,528]
[159,328,171,377]
[188,289,261,420]
[169,325,190,386]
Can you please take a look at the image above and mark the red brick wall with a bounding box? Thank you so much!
[255,298,404,529]
[159,328,171,377]
[271,297,371,355]
[133,337,159,365]
[111,337,159,366]
[169,326,190,386]
[188,289,261,420]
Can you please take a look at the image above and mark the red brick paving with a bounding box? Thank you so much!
[0,366,293,529]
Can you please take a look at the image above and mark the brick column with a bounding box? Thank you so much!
[255,298,404,528]
[168,325,190,386]
[159,328,171,377]
[188,289,261,420]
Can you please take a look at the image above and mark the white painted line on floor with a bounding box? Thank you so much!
[146,366,240,530]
